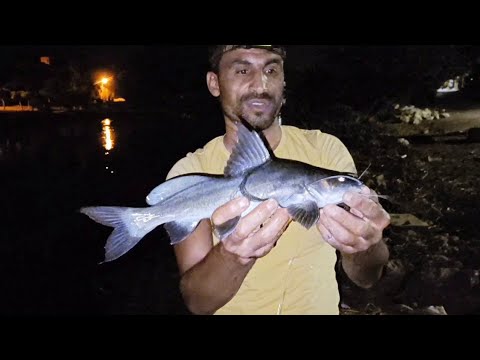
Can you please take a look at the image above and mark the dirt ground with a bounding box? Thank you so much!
[309,102,480,315]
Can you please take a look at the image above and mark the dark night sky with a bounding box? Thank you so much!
[0,45,340,102]
[0,44,342,75]
[0,45,209,68]
[0,44,364,85]
[0,45,212,103]
[3,44,479,74]
[2,45,480,106]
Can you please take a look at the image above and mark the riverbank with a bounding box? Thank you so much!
[0,105,36,112]
[319,102,480,315]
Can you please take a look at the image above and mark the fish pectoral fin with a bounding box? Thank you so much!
[287,201,319,229]
[213,216,241,241]
[164,220,200,245]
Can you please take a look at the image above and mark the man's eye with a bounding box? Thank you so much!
[266,68,277,74]
[236,69,248,75]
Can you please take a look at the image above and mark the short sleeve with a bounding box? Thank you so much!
[300,129,357,175]
[166,154,203,180]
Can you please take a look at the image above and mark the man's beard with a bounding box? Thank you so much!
[236,93,282,131]
[241,112,276,130]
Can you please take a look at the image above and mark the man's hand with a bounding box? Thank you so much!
[211,197,292,265]
[317,186,390,288]
[317,186,390,254]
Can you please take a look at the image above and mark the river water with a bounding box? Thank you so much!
[1,110,223,315]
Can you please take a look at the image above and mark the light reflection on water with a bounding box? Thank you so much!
[101,118,115,151]
[101,118,115,174]
[0,110,220,314]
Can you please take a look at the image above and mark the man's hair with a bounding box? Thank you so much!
[208,45,287,72]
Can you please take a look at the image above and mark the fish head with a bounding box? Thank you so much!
[306,175,364,208]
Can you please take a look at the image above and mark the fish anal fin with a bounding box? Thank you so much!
[164,220,200,245]
[213,216,241,240]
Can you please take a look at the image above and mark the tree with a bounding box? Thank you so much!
[40,62,95,107]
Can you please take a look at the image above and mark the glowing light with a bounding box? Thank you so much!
[94,74,114,101]
[101,118,115,151]
[95,76,112,85]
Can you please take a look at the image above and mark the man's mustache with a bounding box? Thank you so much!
[241,93,273,102]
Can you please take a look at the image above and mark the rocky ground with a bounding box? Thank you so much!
[312,101,480,315]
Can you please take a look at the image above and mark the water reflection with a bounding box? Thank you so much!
[101,118,115,151]
[101,118,116,174]
[0,110,221,314]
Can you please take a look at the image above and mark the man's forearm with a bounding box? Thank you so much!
[179,242,254,315]
[341,240,389,289]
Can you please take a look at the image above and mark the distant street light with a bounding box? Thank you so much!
[95,75,114,101]
[95,76,112,86]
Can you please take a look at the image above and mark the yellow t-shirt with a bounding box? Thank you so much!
[166,125,357,315]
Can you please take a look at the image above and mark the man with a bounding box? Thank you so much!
[166,45,391,315]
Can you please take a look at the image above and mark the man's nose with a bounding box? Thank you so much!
[249,71,268,94]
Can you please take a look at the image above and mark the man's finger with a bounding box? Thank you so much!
[211,196,250,227]
[229,199,279,242]
[343,191,386,224]
[247,208,291,249]
[318,222,356,253]
[361,186,378,203]
[322,204,375,240]
[320,209,358,247]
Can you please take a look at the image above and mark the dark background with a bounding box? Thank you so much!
[1,44,480,315]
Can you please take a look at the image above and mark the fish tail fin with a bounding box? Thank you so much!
[80,206,147,263]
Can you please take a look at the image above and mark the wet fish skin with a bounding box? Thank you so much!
[80,122,364,263]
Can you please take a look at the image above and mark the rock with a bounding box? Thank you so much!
[390,214,431,227]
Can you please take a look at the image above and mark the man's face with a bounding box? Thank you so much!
[208,48,285,131]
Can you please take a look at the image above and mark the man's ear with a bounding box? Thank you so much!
[206,71,220,97]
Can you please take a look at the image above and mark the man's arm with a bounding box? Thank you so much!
[174,197,291,315]
[340,239,390,288]
[317,186,391,289]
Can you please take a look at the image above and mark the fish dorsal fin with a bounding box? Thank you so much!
[224,121,271,177]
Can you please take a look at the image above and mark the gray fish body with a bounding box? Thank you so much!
[81,123,363,263]
[145,176,244,225]
[242,158,339,204]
